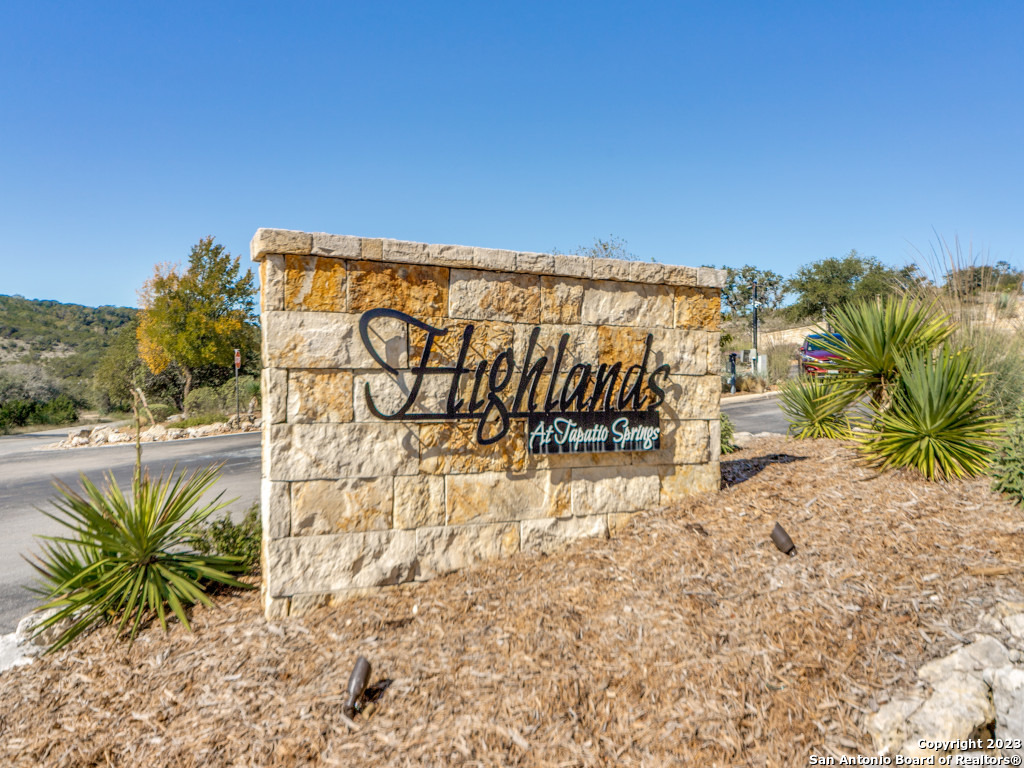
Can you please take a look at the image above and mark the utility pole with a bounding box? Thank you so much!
[234,348,241,423]
[752,279,759,373]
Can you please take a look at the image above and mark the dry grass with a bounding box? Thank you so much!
[2,436,1023,767]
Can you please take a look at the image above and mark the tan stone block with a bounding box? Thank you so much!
[311,233,361,258]
[644,419,711,465]
[432,244,477,268]
[697,266,728,289]
[628,261,670,284]
[382,239,436,265]
[268,423,419,481]
[266,530,417,594]
[540,276,584,324]
[581,279,674,328]
[445,469,571,525]
[263,368,288,424]
[361,238,383,261]
[709,416,721,463]
[597,326,705,375]
[472,247,517,272]
[674,287,721,330]
[553,253,592,279]
[658,375,720,420]
[283,255,346,312]
[353,371,451,421]
[289,593,331,616]
[251,228,312,260]
[394,475,445,529]
[419,422,527,474]
[448,269,541,323]
[513,324,599,374]
[591,257,632,282]
[348,260,449,317]
[263,311,407,370]
[264,594,290,619]
[414,523,520,580]
[571,465,661,516]
[291,477,393,534]
[659,463,720,505]
[707,333,721,374]
[261,477,291,539]
[260,255,285,311]
[287,370,353,423]
[516,251,556,274]
[663,265,698,287]
[608,511,637,538]
[520,515,608,554]
[408,317,515,368]
[527,449,634,471]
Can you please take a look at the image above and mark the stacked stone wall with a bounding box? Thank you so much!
[253,228,726,618]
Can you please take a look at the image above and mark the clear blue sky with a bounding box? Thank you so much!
[2,1,1022,308]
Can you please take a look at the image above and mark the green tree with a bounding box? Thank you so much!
[945,260,1024,296]
[716,265,785,318]
[137,237,257,406]
[553,234,640,261]
[786,250,920,321]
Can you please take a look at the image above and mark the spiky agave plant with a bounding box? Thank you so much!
[857,345,1005,479]
[778,375,855,439]
[28,464,252,653]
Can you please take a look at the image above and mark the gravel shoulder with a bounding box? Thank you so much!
[1,435,1022,766]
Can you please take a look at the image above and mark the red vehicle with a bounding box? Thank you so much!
[799,333,845,376]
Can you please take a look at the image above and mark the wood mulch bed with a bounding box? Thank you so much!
[2,436,1023,767]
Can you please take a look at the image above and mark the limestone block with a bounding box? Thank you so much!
[353,371,451,421]
[472,248,517,272]
[394,475,445,529]
[527,448,634,472]
[571,465,661,516]
[866,695,926,756]
[514,324,600,375]
[284,255,346,312]
[291,477,393,534]
[419,422,527,474]
[432,244,477,269]
[660,375,720,420]
[709,416,721,463]
[408,317,515,368]
[540,276,585,324]
[446,469,571,525]
[697,266,727,289]
[515,251,556,275]
[597,327,707,376]
[382,239,438,266]
[361,238,384,261]
[707,333,721,374]
[902,672,995,758]
[414,523,520,580]
[287,370,353,424]
[261,478,291,539]
[448,269,541,323]
[268,423,419,481]
[311,233,361,258]
[608,511,638,537]
[266,530,418,595]
[263,368,288,424]
[521,515,608,554]
[289,593,332,617]
[348,260,449,317]
[675,287,721,331]
[918,636,1009,684]
[251,228,312,260]
[591,258,632,282]
[986,665,1024,758]
[580,279,674,328]
[628,261,670,285]
[260,255,285,311]
[644,419,711,465]
[263,311,407,370]
[663,265,698,287]
[264,594,290,620]
[659,463,720,504]
[552,253,592,279]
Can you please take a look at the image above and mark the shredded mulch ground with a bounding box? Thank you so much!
[2,436,1024,767]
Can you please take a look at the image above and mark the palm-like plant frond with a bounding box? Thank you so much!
[778,375,855,439]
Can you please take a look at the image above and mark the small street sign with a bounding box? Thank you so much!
[234,349,241,370]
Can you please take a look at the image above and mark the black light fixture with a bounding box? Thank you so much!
[343,656,372,718]
[770,522,796,556]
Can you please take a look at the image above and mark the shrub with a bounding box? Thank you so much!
[720,413,737,454]
[184,386,225,417]
[175,412,228,429]
[765,343,796,385]
[148,402,177,423]
[778,375,854,439]
[28,464,252,652]
[195,504,262,574]
[34,394,78,425]
[991,408,1024,504]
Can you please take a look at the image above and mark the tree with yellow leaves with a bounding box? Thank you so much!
[137,236,257,407]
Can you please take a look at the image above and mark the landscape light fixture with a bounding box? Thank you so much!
[343,656,372,718]
[770,522,797,556]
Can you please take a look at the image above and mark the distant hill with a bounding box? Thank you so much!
[0,295,137,382]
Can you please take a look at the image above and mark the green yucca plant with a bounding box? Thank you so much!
[857,345,1004,479]
[815,295,954,408]
[778,375,855,439]
[28,464,252,653]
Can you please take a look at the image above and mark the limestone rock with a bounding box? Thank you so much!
[288,370,354,424]
[448,269,541,323]
[284,255,346,312]
[251,228,312,259]
[520,514,608,554]
[311,232,361,259]
[866,694,927,755]
[414,523,519,580]
[659,463,720,504]
[571,465,661,516]
[985,665,1024,755]
[445,469,571,525]
[419,422,527,475]
[580,279,674,328]
[675,287,721,330]
[540,276,585,324]
[393,475,445,529]
[263,310,407,370]
[903,672,995,757]
[268,423,419,481]
[917,635,1009,684]
[348,260,449,317]
[291,477,393,534]
[261,478,291,539]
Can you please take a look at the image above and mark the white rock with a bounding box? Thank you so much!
[1002,613,1024,641]
[902,672,995,757]
[985,665,1024,755]
[866,694,927,755]
[917,636,1010,684]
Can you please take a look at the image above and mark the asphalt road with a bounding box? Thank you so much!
[0,431,260,634]
[0,397,784,634]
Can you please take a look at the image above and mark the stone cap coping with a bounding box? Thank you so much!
[251,228,727,289]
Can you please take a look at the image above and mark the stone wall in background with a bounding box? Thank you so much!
[252,228,726,618]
